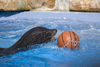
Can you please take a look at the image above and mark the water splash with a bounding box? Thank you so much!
[90,24,94,29]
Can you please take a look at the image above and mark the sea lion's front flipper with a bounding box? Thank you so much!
[0,48,5,51]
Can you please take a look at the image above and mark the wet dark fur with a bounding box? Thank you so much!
[0,26,57,56]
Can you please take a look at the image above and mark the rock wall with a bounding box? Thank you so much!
[0,0,100,12]
[70,0,100,12]
[0,0,55,11]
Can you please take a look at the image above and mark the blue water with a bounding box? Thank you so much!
[0,12,100,67]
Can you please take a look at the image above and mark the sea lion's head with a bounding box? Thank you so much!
[28,26,57,45]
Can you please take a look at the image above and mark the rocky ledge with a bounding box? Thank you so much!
[70,0,100,12]
[0,0,100,12]
[0,0,55,11]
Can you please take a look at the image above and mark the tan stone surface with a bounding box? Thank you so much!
[0,0,31,11]
[45,0,55,8]
[0,1,6,10]
[1,0,100,12]
[4,0,31,11]
[17,0,31,11]
[70,0,100,12]
[0,0,55,11]
[27,0,55,9]
[4,2,18,11]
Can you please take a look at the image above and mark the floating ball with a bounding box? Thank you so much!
[57,31,80,49]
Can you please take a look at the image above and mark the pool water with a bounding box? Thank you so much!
[0,12,100,67]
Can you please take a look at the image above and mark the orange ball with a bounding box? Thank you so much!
[57,31,80,49]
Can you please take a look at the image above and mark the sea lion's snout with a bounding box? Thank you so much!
[45,29,57,41]
[51,29,57,36]
[50,29,57,41]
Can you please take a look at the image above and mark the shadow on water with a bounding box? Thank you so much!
[0,12,22,17]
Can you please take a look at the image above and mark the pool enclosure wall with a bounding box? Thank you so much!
[0,0,100,12]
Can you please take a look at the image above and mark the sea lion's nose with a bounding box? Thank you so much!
[53,29,57,33]
[51,29,57,36]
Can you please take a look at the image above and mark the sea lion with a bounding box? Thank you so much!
[0,26,57,56]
